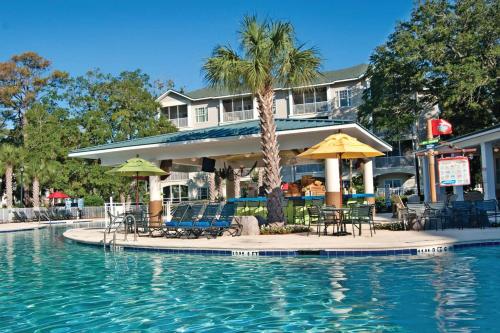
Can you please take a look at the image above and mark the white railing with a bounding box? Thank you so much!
[376,187,418,197]
[293,100,330,116]
[169,117,188,128]
[166,171,189,181]
[223,109,254,122]
[0,206,105,223]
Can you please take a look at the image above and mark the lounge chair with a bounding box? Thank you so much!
[451,201,474,229]
[163,204,190,237]
[207,202,240,238]
[12,211,27,222]
[191,203,221,237]
[175,203,206,237]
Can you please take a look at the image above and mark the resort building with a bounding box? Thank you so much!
[154,64,415,202]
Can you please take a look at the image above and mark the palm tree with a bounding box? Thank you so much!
[25,159,59,208]
[203,16,321,223]
[0,145,20,208]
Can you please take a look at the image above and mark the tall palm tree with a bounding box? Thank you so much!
[203,16,321,223]
[25,159,58,208]
[0,145,20,208]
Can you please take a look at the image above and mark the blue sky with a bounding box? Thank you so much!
[1,1,414,91]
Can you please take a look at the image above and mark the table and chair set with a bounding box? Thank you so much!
[396,198,500,231]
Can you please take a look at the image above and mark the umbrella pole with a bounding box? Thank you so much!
[135,172,139,210]
[339,153,343,207]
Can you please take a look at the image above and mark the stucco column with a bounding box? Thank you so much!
[288,89,294,117]
[422,155,431,202]
[481,142,496,200]
[363,159,375,204]
[325,158,341,207]
[218,100,224,124]
[253,97,259,120]
[149,161,164,228]
[453,185,464,201]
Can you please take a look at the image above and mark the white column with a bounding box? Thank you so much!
[218,99,224,124]
[422,155,430,202]
[288,89,294,117]
[481,141,496,200]
[253,97,259,119]
[186,103,193,128]
[326,86,333,113]
[453,185,464,201]
[363,159,374,196]
[325,158,341,206]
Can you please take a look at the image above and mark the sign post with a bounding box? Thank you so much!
[427,119,437,203]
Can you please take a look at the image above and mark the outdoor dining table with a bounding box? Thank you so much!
[320,206,352,236]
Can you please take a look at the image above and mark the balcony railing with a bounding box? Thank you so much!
[223,109,254,122]
[166,172,189,181]
[374,156,415,169]
[168,117,188,128]
[293,100,330,116]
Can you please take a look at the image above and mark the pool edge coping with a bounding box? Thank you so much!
[62,229,500,257]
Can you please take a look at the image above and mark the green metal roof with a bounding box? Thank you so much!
[70,118,354,154]
[184,64,368,100]
[447,123,500,143]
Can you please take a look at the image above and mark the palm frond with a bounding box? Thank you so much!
[203,45,246,92]
[279,45,322,88]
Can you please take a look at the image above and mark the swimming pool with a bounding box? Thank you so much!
[0,226,498,332]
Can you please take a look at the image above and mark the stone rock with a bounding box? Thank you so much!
[234,216,260,236]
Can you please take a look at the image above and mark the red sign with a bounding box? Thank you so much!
[431,119,452,136]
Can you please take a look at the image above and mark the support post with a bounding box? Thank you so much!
[480,142,496,200]
[363,159,375,204]
[149,161,164,230]
[427,119,437,202]
[325,158,341,207]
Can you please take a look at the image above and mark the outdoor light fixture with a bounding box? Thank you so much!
[494,147,499,153]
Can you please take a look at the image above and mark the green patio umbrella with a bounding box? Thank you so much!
[106,157,167,208]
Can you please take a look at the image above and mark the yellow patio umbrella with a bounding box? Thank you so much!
[297,133,384,206]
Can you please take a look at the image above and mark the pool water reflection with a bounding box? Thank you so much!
[0,226,498,332]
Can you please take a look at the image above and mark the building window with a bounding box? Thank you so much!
[197,187,208,200]
[337,89,352,107]
[163,185,189,203]
[223,97,253,112]
[384,179,402,188]
[292,87,327,105]
[162,104,188,120]
[195,107,208,123]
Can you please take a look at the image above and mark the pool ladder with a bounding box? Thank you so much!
[103,212,137,251]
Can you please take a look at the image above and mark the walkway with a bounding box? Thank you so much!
[64,227,500,255]
[0,223,47,233]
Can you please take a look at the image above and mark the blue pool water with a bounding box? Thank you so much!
[0,226,499,332]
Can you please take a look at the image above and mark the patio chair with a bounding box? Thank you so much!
[424,202,451,230]
[34,209,50,222]
[207,202,240,238]
[451,201,474,229]
[12,211,26,222]
[307,205,336,236]
[191,202,221,237]
[19,211,33,222]
[475,200,499,227]
[175,203,206,238]
[347,205,374,237]
[163,204,190,237]
[406,203,427,231]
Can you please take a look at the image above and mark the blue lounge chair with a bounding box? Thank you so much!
[163,204,190,237]
[190,203,221,237]
[207,202,240,237]
[175,203,206,237]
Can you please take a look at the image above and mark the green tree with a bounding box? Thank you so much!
[359,0,499,139]
[203,16,321,223]
[0,144,21,208]
[0,52,67,144]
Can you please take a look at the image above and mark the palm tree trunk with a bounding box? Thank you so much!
[5,165,13,208]
[32,177,40,208]
[257,87,285,224]
[208,173,216,201]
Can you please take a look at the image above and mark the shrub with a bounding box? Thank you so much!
[374,222,405,231]
[260,225,311,235]
[83,195,104,206]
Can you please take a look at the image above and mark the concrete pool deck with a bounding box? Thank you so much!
[0,222,47,233]
[63,227,500,256]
